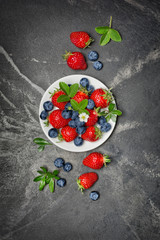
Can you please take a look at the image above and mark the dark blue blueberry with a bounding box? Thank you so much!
[40,110,48,120]
[98,116,106,126]
[88,51,99,61]
[74,137,83,146]
[71,110,79,120]
[43,101,54,111]
[76,126,86,135]
[54,158,65,168]
[65,102,72,110]
[68,120,77,128]
[87,99,95,110]
[57,178,66,187]
[48,128,58,138]
[75,117,85,127]
[62,110,72,119]
[89,191,100,201]
[80,78,89,88]
[93,61,103,70]
[68,84,72,87]
[100,122,111,132]
[63,162,72,172]
[87,85,95,94]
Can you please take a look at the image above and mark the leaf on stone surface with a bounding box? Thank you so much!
[100,32,110,46]
[49,178,54,193]
[109,29,122,42]
[39,177,46,191]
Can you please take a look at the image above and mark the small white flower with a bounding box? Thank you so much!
[79,112,89,122]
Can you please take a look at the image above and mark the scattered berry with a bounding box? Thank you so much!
[81,126,102,142]
[68,120,77,128]
[74,136,83,146]
[77,172,98,192]
[63,162,72,172]
[100,122,111,132]
[87,99,95,110]
[57,178,66,187]
[71,110,79,120]
[87,85,95,95]
[63,51,87,70]
[54,158,65,168]
[49,110,71,129]
[89,191,100,201]
[60,126,78,142]
[76,126,86,135]
[90,88,112,108]
[43,101,54,111]
[62,110,72,119]
[83,152,111,169]
[70,31,94,49]
[98,116,106,125]
[40,110,48,120]
[80,78,89,88]
[51,90,69,110]
[93,61,103,70]
[88,51,99,61]
[48,128,58,138]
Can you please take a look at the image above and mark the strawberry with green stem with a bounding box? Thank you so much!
[77,172,98,192]
[83,152,111,169]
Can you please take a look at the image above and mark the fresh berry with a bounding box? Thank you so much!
[80,78,89,88]
[65,102,72,110]
[40,110,48,120]
[87,85,95,95]
[98,116,106,125]
[90,88,112,108]
[57,178,66,187]
[49,110,71,129]
[77,172,98,192]
[100,122,111,132]
[54,158,65,168]
[68,84,72,87]
[74,136,83,146]
[70,31,94,49]
[85,109,101,127]
[48,128,58,138]
[63,51,87,70]
[87,99,95,110]
[63,162,72,172]
[62,110,72,119]
[51,90,69,110]
[93,61,103,70]
[60,126,78,142]
[75,117,85,127]
[83,152,111,169]
[72,90,89,103]
[89,191,100,201]
[68,120,77,128]
[76,126,86,134]
[43,101,54,111]
[88,51,99,61]
[81,126,102,142]
[71,110,79,120]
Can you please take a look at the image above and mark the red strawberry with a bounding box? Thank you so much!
[90,89,113,108]
[70,31,94,49]
[60,126,78,142]
[51,90,69,110]
[72,89,89,103]
[63,51,87,70]
[81,126,102,142]
[85,108,100,127]
[77,172,98,192]
[83,152,111,169]
[49,110,70,129]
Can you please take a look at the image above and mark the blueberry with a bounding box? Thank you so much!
[71,110,79,120]
[87,99,95,110]
[48,128,58,138]
[76,126,86,135]
[74,136,83,146]
[100,122,111,132]
[63,162,72,172]
[75,117,85,127]
[98,116,106,126]
[68,120,77,128]
[65,102,72,110]
[54,158,65,168]
[40,110,48,120]
[88,51,99,61]
[43,101,54,111]
[90,191,100,201]
[80,78,89,88]
[87,85,95,94]
[62,110,72,119]
[93,61,103,70]
[68,84,72,87]
[57,178,66,187]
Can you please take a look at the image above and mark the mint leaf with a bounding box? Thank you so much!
[57,95,70,102]
[39,177,46,191]
[106,114,112,122]
[100,32,110,46]
[109,29,121,42]
[53,170,59,176]
[112,110,122,116]
[111,114,117,122]
[49,178,54,193]
[33,175,44,182]
[59,82,70,95]
[70,99,79,110]
[95,26,109,34]
[54,176,60,180]
[79,99,88,109]
[33,138,52,145]
[37,170,44,174]
[38,145,45,152]
[108,103,115,112]
[40,167,47,173]
[69,83,79,98]
[82,109,89,115]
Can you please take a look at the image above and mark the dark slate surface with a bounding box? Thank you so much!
[0,0,160,239]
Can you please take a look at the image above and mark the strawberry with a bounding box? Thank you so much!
[51,90,69,110]
[59,126,78,142]
[49,110,70,129]
[90,89,113,108]
[77,172,98,192]
[85,108,101,127]
[70,31,94,49]
[72,88,89,103]
[81,126,102,142]
[83,152,111,169]
[63,51,87,70]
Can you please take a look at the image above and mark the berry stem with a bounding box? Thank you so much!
[109,16,112,28]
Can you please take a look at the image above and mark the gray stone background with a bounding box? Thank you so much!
[0,0,160,239]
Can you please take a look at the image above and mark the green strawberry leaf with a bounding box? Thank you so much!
[95,26,109,34]
[49,178,54,193]
[69,83,79,98]
[33,175,44,182]
[59,82,70,95]
[45,178,51,184]
[40,167,47,173]
[70,99,79,110]
[81,109,89,115]
[79,99,88,109]
[112,110,122,116]
[109,28,122,42]
[53,170,59,176]
[33,138,52,145]
[39,177,46,191]
[57,95,70,103]
[100,32,110,46]
[106,114,112,122]
[108,103,115,112]
[54,176,60,180]
[37,170,44,174]
[38,145,45,152]
[111,114,117,122]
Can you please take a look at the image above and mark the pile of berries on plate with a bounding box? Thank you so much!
[40,77,116,147]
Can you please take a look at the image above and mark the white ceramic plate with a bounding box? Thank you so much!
[39,74,116,152]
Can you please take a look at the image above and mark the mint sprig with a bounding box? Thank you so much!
[95,16,122,46]
[105,103,122,122]
[57,82,79,102]
[70,99,89,115]
[33,138,52,152]
[33,167,60,193]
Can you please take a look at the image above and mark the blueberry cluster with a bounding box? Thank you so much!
[40,101,54,120]
[80,77,95,95]
[97,116,111,132]
[54,158,72,187]
[88,51,103,71]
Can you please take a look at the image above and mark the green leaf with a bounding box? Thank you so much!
[40,167,47,173]
[59,82,70,95]
[111,114,117,122]
[49,178,54,193]
[108,103,115,112]
[37,170,44,174]
[38,145,45,152]
[81,109,89,115]
[79,99,88,109]
[45,178,51,184]
[33,175,44,182]
[33,138,52,146]
[44,120,49,127]
[95,26,109,34]
[39,177,46,191]
[54,176,60,180]
[100,32,110,46]
[57,95,70,103]
[70,99,79,110]
[109,29,122,42]
[53,170,59,176]
[69,83,79,98]
[106,114,112,122]
[47,172,54,179]
[112,110,122,116]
